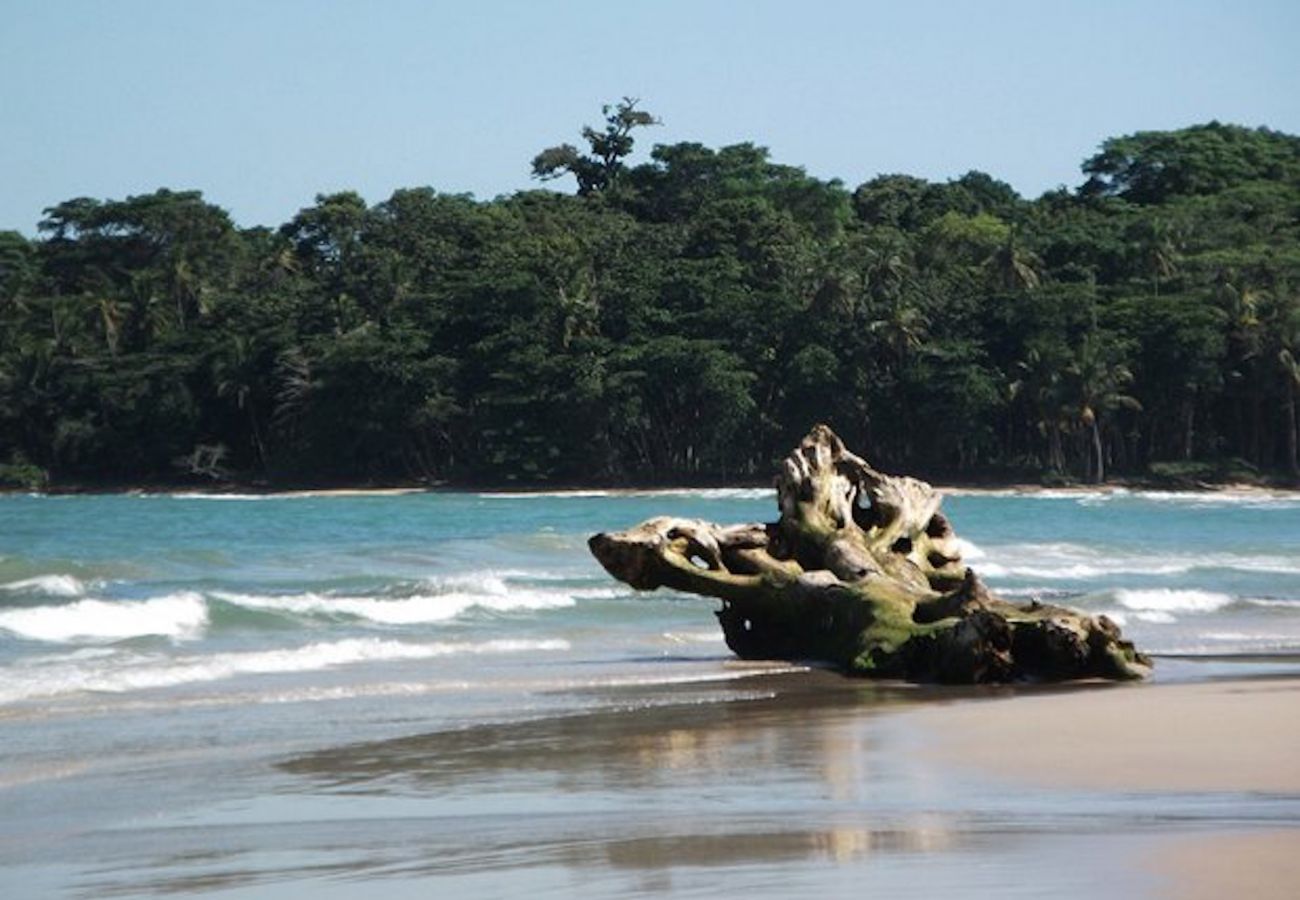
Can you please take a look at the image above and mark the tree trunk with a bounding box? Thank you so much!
[589,425,1151,683]
[1092,419,1105,483]
[1285,383,1299,479]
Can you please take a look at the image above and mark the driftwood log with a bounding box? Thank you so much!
[589,425,1151,683]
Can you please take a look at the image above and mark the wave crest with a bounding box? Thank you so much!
[1114,589,1234,613]
[0,575,87,597]
[0,637,570,704]
[0,593,208,643]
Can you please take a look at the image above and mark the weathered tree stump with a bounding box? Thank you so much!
[589,425,1151,683]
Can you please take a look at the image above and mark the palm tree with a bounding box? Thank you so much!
[986,228,1042,292]
[1279,348,1300,479]
[1010,347,1069,472]
[212,333,269,472]
[868,298,929,363]
[1269,285,1300,478]
[1066,335,1141,483]
[1217,273,1267,462]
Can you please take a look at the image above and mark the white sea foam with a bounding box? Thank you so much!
[423,571,625,601]
[942,487,1299,508]
[211,571,591,625]
[479,489,613,499]
[1242,597,1300,609]
[1131,490,1300,507]
[1096,608,1191,627]
[0,637,570,704]
[969,541,1298,581]
[1196,631,1300,643]
[997,586,1079,600]
[1147,632,1300,655]
[954,538,985,561]
[0,593,208,643]
[661,630,725,644]
[478,487,774,500]
[1210,555,1300,575]
[18,646,121,665]
[162,489,425,500]
[165,492,280,501]
[214,586,574,624]
[1114,588,1234,613]
[0,574,87,597]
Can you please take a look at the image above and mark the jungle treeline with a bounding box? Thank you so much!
[2,106,1299,488]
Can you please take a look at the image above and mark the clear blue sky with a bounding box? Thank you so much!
[3,0,1298,233]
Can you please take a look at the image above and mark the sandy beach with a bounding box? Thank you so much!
[3,663,1298,897]
[900,677,1300,897]
[903,677,1300,793]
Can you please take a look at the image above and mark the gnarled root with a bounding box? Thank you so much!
[588,425,1152,683]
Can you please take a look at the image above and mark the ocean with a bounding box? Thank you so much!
[2,488,1298,897]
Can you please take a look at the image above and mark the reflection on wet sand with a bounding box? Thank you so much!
[69,674,986,897]
[598,821,958,870]
[278,671,919,798]
[65,672,1261,898]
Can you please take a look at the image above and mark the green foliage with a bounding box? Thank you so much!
[1082,122,1300,204]
[2,113,1299,486]
[0,454,48,490]
[531,98,659,196]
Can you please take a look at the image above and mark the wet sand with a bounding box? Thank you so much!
[900,676,1300,897]
[6,669,1297,897]
[1147,830,1300,900]
[902,677,1300,793]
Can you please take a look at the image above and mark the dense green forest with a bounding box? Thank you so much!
[2,104,1299,489]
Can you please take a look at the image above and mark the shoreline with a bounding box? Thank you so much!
[4,480,1299,499]
[3,657,1297,896]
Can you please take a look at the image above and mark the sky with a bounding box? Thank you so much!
[3,0,1298,233]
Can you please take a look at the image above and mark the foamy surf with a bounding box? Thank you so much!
[661,630,725,644]
[0,574,87,597]
[477,487,774,500]
[209,570,598,625]
[0,637,571,704]
[0,593,209,643]
[1114,589,1235,613]
[212,586,575,624]
[969,542,1299,581]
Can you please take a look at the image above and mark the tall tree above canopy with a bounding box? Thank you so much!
[1081,123,1300,204]
[531,98,659,196]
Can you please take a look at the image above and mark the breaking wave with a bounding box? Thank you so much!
[1114,588,1235,613]
[969,542,1299,581]
[0,593,208,643]
[0,571,616,644]
[945,487,1299,508]
[0,637,571,704]
[478,487,774,500]
[0,574,87,597]
[212,583,576,625]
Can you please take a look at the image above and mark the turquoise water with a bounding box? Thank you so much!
[1,488,1298,897]
[3,488,1298,688]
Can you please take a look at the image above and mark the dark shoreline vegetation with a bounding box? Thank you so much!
[2,104,1299,491]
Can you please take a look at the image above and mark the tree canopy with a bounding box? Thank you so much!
[2,114,1298,489]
